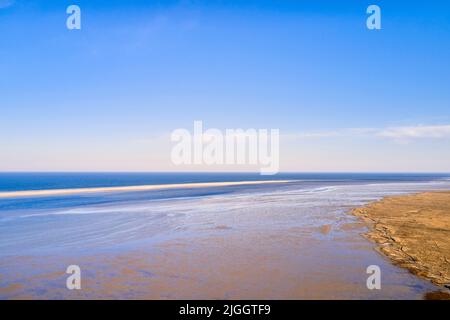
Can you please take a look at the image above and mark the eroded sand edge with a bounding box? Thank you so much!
[352,191,450,289]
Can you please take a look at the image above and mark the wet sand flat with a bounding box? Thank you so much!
[353,191,450,289]
[0,210,440,300]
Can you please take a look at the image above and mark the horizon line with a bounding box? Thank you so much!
[1,171,450,174]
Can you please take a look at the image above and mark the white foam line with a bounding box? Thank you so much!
[0,180,294,199]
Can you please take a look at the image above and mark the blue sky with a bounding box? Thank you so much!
[1,0,450,172]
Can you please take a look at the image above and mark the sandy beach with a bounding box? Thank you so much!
[353,191,450,292]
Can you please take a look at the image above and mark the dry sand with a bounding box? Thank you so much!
[353,191,450,289]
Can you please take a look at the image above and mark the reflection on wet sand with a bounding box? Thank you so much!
[0,225,441,299]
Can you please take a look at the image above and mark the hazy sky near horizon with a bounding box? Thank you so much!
[1,0,450,172]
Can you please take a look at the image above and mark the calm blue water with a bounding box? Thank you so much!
[1,172,449,191]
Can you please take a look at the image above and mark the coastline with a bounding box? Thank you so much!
[352,191,450,291]
[0,180,292,199]
[2,178,449,299]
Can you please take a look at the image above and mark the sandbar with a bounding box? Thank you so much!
[0,180,292,199]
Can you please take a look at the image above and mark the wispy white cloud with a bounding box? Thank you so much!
[287,124,450,141]
[377,125,450,139]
